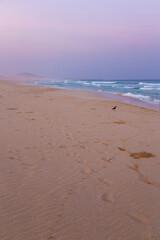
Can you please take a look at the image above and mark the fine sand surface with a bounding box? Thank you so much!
[0,80,160,240]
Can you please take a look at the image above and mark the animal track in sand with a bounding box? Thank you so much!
[95,139,109,146]
[47,236,55,239]
[98,178,113,185]
[100,122,109,124]
[26,111,34,114]
[67,152,75,157]
[122,138,127,143]
[102,157,112,163]
[83,168,92,175]
[66,133,75,140]
[118,147,126,151]
[102,142,109,146]
[128,213,149,225]
[95,139,103,143]
[132,164,140,172]
[139,173,155,185]
[8,107,18,110]
[80,144,88,150]
[113,120,125,124]
[107,158,112,163]
[81,133,89,136]
[59,145,68,149]
[130,151,155,159]
[79,159,87,164]
[101,193,115,203]
[79,140,88,144]
[21,162,35,168]
[130,164,155,185]
[99,150,108,155]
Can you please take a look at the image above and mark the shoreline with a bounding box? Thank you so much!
[94,90,160,110]
[0,79,160,240]
[27,79,160,111]
[1,76,160,110]
[7,78,160,111]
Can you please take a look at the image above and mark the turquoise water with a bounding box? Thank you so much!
[32,79,160,109]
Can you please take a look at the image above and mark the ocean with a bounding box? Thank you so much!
[32,79,160,109]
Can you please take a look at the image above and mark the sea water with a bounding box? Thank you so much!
[32,79,160,109]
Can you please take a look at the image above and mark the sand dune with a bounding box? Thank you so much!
[0,80,160,240]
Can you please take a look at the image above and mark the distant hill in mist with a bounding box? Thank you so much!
[0,75,6,80]
[16,73,43,78]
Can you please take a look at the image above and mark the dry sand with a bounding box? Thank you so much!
[0,80,160,240]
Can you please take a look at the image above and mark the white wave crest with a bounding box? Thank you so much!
[123,92,150,100]
[139,82,160,86]
[123,92,160,104]
[140,87,160,91]
[92,81,116,84]
[92,82,101,87]
[123,86,134,89]
[152,99,160,104]
[82,82,90,85]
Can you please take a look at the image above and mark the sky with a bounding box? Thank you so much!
[0,0,160,79]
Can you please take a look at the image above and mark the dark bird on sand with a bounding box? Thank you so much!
[112,106,117,110]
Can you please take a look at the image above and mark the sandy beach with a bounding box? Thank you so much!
[0,80,160,240]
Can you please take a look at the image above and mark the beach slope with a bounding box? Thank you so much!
[0,80,160,240]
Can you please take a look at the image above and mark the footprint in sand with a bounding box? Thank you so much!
[66,133,75,140]
[82,133,89,136]
[118,147,126,151]
[95,139,103,143]
[131,164,140,172]
[99,150,108,155]
[102,142,109,146]
[102,157,112,163]
[26,111,34,114]
[95,140,109,146]
[8,107,18,110]
[83,168,92,175]
[130,164,155,185]
[100,122,109,125]
[139,173,155,185]
[113,120,125,124]
[98,178,113,186]
[47,236,55,239]
[59,145,68,149]
[128,213,149,225]
[130,151,155,159]
[80,144,88,150]
[79,159,87,164]
[67,152,75,157]
[101,193,115,203]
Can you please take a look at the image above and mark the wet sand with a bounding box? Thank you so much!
[0,80,160,240]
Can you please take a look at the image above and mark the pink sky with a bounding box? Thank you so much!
[0,0,160,79]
